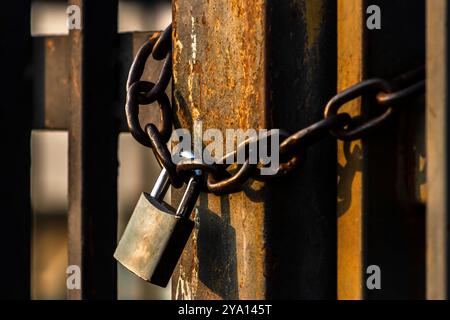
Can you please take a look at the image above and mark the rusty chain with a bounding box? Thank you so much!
[125,24,426,195]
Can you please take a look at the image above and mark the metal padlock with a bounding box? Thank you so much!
[114,167,201,287]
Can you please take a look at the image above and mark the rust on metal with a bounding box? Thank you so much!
[337,0,364,300]
[33,36,70,130]
[173,0,338,299]
[173,0,267,300]
[68,0,118,299]
[120,32,170,133]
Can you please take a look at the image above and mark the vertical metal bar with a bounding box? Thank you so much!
[172,0,337,299]
[365,0,425,300]
[173,0,268,299]
[427,0,450,300]
[0,0,31,299]
[68,0,118,299]
[265,0,337,299]
[337,0,364,300]
[338,0,425,299]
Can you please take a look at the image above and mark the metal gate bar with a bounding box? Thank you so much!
[427,0,450,300]
[0,0,437,300]
[67,0,118,299]
[337,0,425,299]
[336,0,364,299]
[364,0,425,299]
[30,28,164,298]
[32,32,162,133]
[172,0,337,299]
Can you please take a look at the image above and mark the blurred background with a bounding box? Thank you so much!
[30,0,171,300]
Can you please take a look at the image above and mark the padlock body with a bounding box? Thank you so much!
[114,192,194,287]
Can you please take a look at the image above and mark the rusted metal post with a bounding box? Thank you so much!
[68,0,119,299]
[0,0,31,299]
[172,0,337,299]
[427,0,450,300]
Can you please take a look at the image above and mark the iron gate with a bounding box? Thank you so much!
[0,0,448,300]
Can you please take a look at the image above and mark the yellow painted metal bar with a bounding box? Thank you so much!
[337,0,364,300]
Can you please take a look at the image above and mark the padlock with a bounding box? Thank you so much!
[114,167,201,287]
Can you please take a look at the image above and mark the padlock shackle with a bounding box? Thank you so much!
[175,175,202,218]
[150,168,170,201]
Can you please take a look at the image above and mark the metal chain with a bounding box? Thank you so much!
[125,24,426,195]
[125,24,183,188]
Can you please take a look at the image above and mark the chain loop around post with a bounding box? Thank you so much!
[127,24,173,106]
[125,28,426,195]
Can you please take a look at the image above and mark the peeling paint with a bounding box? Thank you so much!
[187,8,200,120]
[191,16,197,61]
[176,39,183,53]
[176,265,193,300]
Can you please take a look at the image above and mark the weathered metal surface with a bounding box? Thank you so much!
[426,0,449,300]
[115,167,200,288]
[0,0,31,298]
[31,32,164,132]
[173,0,337,299]
[173,0,267,300]
[68,0,118,299]
[114,192,195,287]
[337,0,364,300]
[264,0,337,299]
[33,36,70,130]
[337,0,425,299]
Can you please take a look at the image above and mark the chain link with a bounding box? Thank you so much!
[125,24,426,195]
[125,24,180,187]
